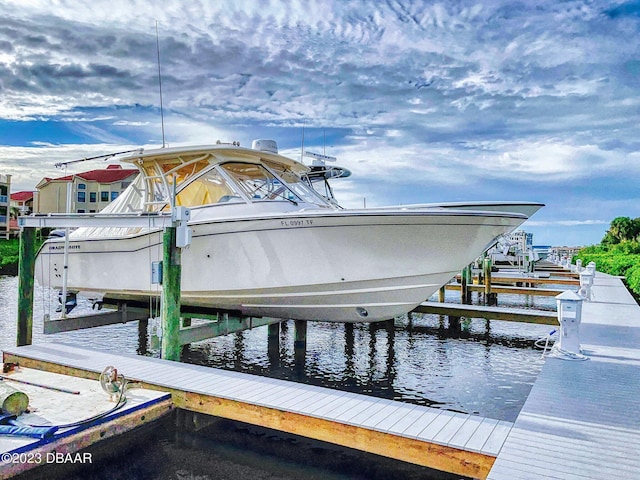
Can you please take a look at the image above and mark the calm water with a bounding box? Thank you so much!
[1,275,558,479]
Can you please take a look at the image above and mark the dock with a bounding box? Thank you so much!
[0,367,173,478]
[3,342,513,479]
[488,272,640,479]
[3,263,638,478]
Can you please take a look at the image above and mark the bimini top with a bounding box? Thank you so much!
[118,141,317,214]
[69,140,332,239]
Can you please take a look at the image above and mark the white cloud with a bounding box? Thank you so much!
[1,0,640,246]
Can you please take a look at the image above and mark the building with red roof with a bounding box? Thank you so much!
[35,164,138,214]
[10,190,35,215]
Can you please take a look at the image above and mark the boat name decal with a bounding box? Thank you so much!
[48,245,81,251]
[280,219,314,228]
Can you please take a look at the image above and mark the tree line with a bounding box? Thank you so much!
[602,216,640,245]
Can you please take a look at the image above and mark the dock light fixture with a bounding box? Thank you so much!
[552,290,588,360]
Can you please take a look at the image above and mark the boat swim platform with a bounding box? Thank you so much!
[3,343,513,479]
[487,272,640,479]
[0,367,173,478]
[414,302,558,325]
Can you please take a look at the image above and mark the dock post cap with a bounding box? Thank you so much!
[555,290,583,301]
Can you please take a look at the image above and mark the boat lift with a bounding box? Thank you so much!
[16,210,281,360]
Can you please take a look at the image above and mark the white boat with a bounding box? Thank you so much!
[36,140,532,323]
[380,201,544,218]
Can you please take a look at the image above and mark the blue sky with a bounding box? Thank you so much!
[1,1,640,246]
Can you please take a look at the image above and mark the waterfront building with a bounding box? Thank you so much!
[35,165,138,214]
[10,190,34,215]
[0,174,11,239]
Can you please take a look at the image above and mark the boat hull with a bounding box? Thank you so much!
[36,210,526,322]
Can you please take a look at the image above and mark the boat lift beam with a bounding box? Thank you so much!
[18,213,174,229]
[43,303,150,334]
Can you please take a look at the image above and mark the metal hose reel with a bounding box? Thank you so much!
[99,366,126,402]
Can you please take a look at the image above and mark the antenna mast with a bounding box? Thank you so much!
[156,20,166,148]
[300,120,305,162]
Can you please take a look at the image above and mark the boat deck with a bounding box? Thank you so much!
[3,342,512,479]
[488,272,640,479]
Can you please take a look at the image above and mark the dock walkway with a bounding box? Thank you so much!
[3,342,512,479]
[488,272,640,479]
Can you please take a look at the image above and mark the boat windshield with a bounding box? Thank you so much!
[143,153,333,210]
[174,166,244,207]
[263,160,332,206]
[219,162,330,206]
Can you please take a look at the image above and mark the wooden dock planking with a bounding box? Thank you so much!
[2,343,511,479]
[488,272,640,479]
[414,301,558,324]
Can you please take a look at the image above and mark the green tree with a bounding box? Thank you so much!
[604,216,639,243]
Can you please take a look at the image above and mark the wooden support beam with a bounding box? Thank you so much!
[460,266,471,304]
[490,276,579,286]
[177,316,282,345]
[161,226,181,361]
[414,302,557,325]
[180,392,496,479]
[43,304,150,333]
[17,227,36,346]
[445,283,564,297]
[294,320,307,348]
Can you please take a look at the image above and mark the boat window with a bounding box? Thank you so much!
[220,162,302,203]
[174,167,244,207]
[269,165,332,206]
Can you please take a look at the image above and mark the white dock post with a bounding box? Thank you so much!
[552,290,588,360]
[579,270,594,301]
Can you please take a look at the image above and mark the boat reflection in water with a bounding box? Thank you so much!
[35,139,537,323]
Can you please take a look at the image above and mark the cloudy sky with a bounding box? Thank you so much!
[1,0,639,246]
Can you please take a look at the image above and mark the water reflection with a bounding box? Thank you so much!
[1,275,548,423]
[181,313,547,422]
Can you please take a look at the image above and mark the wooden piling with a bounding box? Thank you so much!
[460,266,471,304]
[294,319,307,348]
[161,226,182,361]
[438,286,446,303]
[294,320,307,376]
[17,227,36,346]
[267,322,280,368]
[137,318,149,355]
[483,258,497,305]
